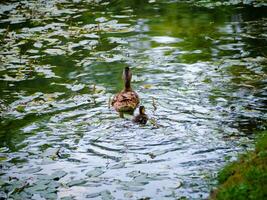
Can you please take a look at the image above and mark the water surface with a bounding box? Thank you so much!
[0,0,267,199]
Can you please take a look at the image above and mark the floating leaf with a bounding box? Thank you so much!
[43,148,60,159]
[16,105,26,113]
[51,171,67,180]
[67,179,87,187]
[60,196,75,200]
[143,84,152,89]
[31,194,45,200]
[118,185,144,192]
[110,162,125,169]
[86,192,101,198]
[126,170,143,178]
[100,190,114,200]
[37,174,53,181]
[86,168,104,177]
[21,167,42,174]
[35,179,50,186]
[0,156,7,162]
[30,183,48,191]
[42,192,57,199]
[48,181,61,189]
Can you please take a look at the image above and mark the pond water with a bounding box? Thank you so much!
[0,0,267,199]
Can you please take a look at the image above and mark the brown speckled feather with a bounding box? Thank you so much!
[112,90,139,112]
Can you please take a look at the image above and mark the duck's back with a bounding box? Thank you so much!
[133,114,148,124]
[112,90,139,112]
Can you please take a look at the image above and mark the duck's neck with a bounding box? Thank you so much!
[124,80,131,91]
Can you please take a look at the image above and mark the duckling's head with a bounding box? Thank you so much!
[139,106,145,115]
[122,67,132,89]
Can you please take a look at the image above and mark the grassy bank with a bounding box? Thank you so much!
[211,131,267,200]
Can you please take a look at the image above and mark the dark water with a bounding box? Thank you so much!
[0,0,266,199]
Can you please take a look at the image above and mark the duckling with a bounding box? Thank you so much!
[112,67,139,117]
[133,106,148,124]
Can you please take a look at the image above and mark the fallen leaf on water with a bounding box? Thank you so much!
[51,171,67,181]
[86,168,104,177]
[143,84,152,89]
[16,105,26,112]
[100,190,115,200]
[67,179,87,187]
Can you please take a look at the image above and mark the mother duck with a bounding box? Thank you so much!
[112,67,139,117]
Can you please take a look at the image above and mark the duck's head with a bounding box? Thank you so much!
[139,106,145,115]
[122,67,132,89]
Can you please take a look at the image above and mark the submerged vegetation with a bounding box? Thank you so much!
[211,131,267,200]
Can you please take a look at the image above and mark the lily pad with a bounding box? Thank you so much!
[11,191,32,200]
[48,180,61,189]
[35,179,50,186]
[118,185,144,192]
[86,168,104,177]
[29,183,48,191]
[20,167,42,174]
[110,162,125,169]
[60,196,75,200]
[120,180,148,187]
[67,179,87,187]
[86,192,101,198]
[51,171,67,180]
[133,174,149,182]
[100,190,114,200]
[43,148,60,158]
[31,194,45,200]
[126,171,144,178]
[41,192,57,199]
[37,174,53,181]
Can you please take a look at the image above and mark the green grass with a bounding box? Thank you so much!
[211,131,267,200]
